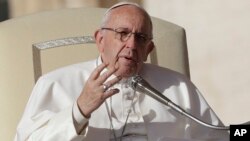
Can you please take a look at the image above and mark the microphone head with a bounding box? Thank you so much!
[128,75,152,92]
[128,75,142,90]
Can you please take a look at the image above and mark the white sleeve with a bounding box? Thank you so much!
[14,77,89,141]
[72,101,89,134]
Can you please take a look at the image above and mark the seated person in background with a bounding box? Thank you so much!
[15,2,229,141]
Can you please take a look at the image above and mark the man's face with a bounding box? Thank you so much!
[95,6,154,78]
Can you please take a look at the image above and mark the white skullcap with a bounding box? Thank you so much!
[104,1,143,16]
[101,1,152,30]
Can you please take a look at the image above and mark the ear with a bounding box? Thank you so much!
[94,29,104,53]
[143,41,155,61]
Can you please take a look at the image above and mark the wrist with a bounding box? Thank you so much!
[77,99,91,119]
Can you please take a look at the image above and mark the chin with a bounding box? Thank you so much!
[116,68,137,78]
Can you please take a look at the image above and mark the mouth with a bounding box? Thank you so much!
[124,56,134,61]
[120,55,137,63]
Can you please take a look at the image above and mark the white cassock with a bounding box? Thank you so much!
[14,57,229,141]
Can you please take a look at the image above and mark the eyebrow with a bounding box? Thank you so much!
[115,27,148,35]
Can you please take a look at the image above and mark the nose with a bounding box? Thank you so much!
[125,34,137,50]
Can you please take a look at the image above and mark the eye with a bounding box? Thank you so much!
[117,30,130,37]
[136,34,148,42]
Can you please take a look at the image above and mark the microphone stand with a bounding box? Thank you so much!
[129,75,230,130]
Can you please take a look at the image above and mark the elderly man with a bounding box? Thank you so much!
[15,2,229,141]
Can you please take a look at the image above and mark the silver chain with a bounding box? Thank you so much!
[105,89,137,141]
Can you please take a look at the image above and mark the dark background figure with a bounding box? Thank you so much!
[0,0,9,22]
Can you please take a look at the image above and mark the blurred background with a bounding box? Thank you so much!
[1,0,249,130]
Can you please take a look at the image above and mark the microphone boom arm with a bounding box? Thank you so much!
[129,75,229,130]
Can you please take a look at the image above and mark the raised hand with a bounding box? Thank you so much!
[77,63,121,118]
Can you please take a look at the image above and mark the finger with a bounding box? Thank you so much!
[101,84,109,92]
[89,63,108,80]
[102,76,122,89]
[96,67,118,85]
[103,88,120,98]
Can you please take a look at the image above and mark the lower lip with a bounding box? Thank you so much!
[120,57,136,65]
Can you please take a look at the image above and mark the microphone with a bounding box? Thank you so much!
[129,75,229,130]
[129,75,174,107]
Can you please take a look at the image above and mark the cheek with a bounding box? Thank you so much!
[102,47,113,61]
[137,48,148,62]
[102,42,122,63]
[142,45,153,61]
